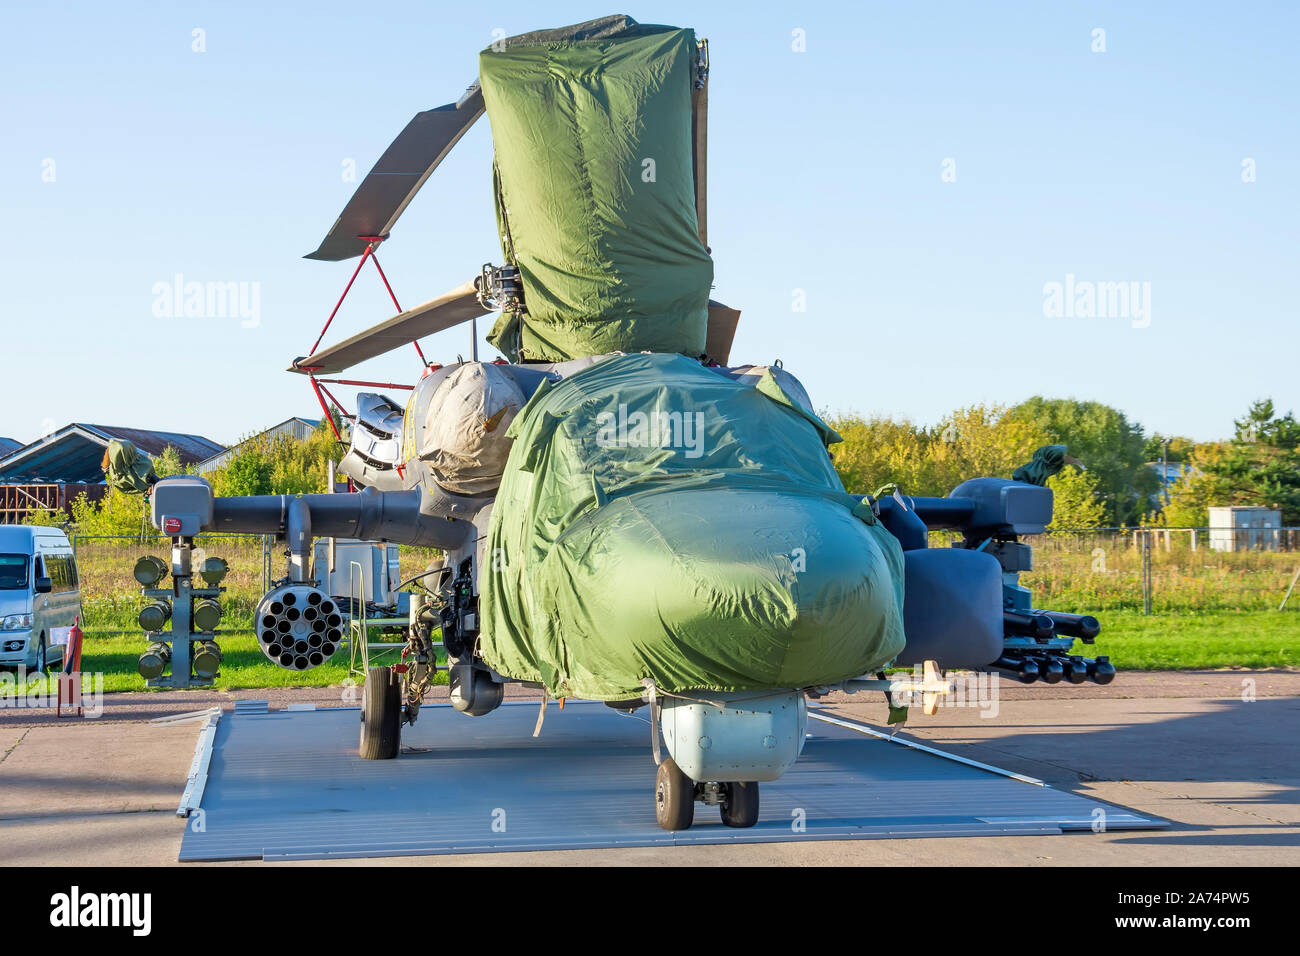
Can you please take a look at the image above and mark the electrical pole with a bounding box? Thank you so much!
[1162,438,1171,505]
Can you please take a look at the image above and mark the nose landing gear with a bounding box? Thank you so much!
[654,758,761,831]
[720,780,760,828]
[655,758,694,830]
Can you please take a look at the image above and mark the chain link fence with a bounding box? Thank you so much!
[931,527,1300,614]
[69,527,1300,634]
[71,534,272,632]
[70,534,442,633]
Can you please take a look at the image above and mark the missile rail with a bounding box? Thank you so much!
[872,476,1113,687]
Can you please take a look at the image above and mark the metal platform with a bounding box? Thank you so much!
[178,701,1166,862]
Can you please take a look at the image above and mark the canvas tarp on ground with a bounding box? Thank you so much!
[479,353,906,701]
[478,20,712,362]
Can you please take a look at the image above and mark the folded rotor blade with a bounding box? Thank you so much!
[291,280,486,375]
[705,300,740,365]
[691,44,708,249]
[305,86,485,262]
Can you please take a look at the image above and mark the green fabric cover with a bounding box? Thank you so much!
[1013,444,1069,486]
[103,440,155,494]
[479,353,906,700]
[478,24,712,361]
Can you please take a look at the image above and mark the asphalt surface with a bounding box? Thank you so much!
[1,670,1296,866]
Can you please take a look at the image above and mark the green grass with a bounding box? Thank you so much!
[1082,608,1299,670]
[3,534,1288,698]
[7,629,451,695]
[5,610,1293,700]
[12,535,447,694]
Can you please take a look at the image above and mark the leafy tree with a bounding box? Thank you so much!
[1046,466,1107,529]
[206,419,343,497]
[829,415,934,496]
[21,507,67,528]
[1161,467,1216,527]
[828,405,1050,498]
[65,487,151,537]
[153,444,186,478]
[1005,397,1158,525]
[214,447,275,497]
[1143,433,1196,463]
[928,405,1051,493]
[1176,399,1300,524]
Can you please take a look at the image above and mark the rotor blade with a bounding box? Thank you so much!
[691,43,708,249]
[305,86,485,262]
[291,280,486,375]
[705,300,740,365]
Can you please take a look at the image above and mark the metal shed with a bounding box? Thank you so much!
[1208,505,1283,552]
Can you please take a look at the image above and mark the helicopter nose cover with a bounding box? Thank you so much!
[479,353,906,701]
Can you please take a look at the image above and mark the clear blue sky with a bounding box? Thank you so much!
[2,1,1296,447]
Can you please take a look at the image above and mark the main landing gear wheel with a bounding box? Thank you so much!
[655,758,695,830]
[359,665,402,760]
[720,781,760,828]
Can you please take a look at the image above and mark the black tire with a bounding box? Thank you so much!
[720,780,760,828]
[655,758,695,831]
[359,665,402,760]
[32,634,47,675]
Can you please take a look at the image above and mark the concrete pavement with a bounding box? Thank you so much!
[1,672,1296,866]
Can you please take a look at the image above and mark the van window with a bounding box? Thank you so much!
[0,554,28,590]
[46,554,74,593]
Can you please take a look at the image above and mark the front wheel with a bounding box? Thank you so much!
[655,758,695,831]
[32,634,47,675]
[720,781,760,828]
[359,666,402,759]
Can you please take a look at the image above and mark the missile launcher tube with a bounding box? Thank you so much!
[193,640,223,679]
[137,642,171,679]
[207,487,474,551]
[138,601,171,632]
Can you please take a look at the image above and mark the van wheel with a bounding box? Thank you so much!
[33,635,47,674]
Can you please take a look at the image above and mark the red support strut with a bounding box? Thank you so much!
[309,375,343,441]
[309,242,375,357]
[304,234,430,433]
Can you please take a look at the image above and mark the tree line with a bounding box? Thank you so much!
[827,396,1298,528]
[26,396,1298,535]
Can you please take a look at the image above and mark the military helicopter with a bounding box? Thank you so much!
[141,15,1111,831]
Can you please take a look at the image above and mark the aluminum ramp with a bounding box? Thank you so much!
[178,701,1166,861]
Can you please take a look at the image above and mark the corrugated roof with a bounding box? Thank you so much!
[83,424,226,462]
[0,423,226,483]
[0,438,21,457]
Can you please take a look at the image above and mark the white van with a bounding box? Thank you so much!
[0,526,81,673]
